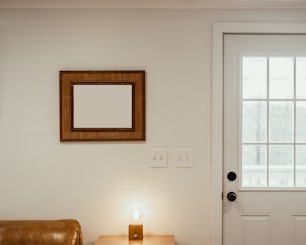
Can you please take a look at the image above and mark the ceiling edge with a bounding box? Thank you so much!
[1,0,306,10]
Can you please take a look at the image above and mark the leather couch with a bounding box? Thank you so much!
[0,219,82,245]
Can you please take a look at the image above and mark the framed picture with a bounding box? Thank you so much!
[60,70,145,141]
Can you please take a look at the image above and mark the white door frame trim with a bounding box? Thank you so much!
[211,22,306,245]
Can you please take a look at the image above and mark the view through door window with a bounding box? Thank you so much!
[242,56,306,188]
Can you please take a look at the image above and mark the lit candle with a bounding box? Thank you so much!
[129,208,143,240]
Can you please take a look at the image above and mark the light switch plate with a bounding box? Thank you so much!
[175,148,194,168]
[148,148,168,168]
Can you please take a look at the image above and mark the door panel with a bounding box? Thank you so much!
[242,215,270,245]
[223,34,306,245]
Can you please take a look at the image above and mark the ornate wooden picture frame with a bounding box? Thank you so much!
[60,71,145,141]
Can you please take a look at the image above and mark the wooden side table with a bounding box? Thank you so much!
[94,235,175,245]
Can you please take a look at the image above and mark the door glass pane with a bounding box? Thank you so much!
[296,145,306,187]
[242,145,267,187]
[242,57,267,99]
[242,101,266,142]
[296,57,306,99]
[241,56,306,189]
[269,57,294,99]
[269,145,293,187]
[269,101,293,142]
[296,102,306,142]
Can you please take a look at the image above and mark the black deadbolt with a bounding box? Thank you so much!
[227,171,237,181]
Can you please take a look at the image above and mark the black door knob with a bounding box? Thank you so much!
[227,192,237,202]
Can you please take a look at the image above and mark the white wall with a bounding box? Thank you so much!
[0,8,306,245]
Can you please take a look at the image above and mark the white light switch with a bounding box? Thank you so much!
[148,148,168,168]
[175,148,194,168]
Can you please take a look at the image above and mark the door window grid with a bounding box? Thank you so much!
[241,56,306,188]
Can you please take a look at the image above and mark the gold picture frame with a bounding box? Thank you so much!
[60,70,145,141]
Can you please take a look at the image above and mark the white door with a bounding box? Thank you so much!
[223,34,306,245]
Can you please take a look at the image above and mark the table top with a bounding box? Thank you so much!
[94,235,175,245]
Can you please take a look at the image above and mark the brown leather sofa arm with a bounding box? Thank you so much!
[0,219,83,245]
